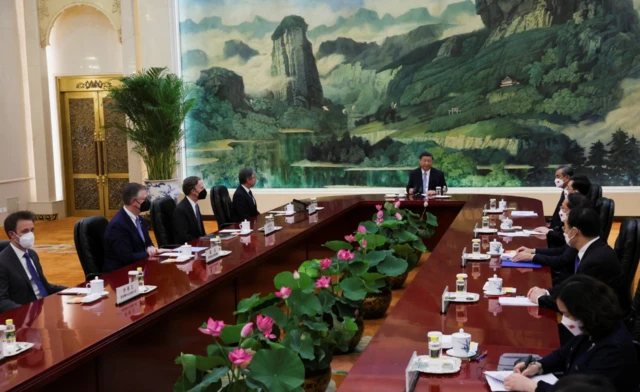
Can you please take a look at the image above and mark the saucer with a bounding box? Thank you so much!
[484,209,503,214]
[463,253,491,261]
[475,228,498,234]
[445,349,477,359]
[139,285,157,294]
[239,230,252,236]
[484,290,507,296]
[487,251,503,256]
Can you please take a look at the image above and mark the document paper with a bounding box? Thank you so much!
[484,371,557,391]
[498,297,538,307]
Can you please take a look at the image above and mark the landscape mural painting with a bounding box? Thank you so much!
[177,0,640,189]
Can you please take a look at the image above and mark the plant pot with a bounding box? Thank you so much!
[144,179,180,202]
[302,366,332,392]
[389,271,409,290]
[363,286,392,319]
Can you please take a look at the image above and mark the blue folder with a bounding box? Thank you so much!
[501,261,542,269]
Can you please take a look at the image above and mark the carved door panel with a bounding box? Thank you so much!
[60,76,127,217]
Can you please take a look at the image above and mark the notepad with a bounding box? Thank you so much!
[501,261,542,269]
[498,231,529,237]
[511,211,538,217]
[499,297,538,307]
[484,371,557,391]
[218,229,241,233]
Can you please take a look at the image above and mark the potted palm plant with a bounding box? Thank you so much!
[107,67,194,201]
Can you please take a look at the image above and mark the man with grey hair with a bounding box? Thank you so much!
[534,166,574,236]
[232,168,259,222]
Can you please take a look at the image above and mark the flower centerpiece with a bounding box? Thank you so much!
[174,315,305,391]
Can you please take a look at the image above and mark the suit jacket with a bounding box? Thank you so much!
[232,185,259,222]
[548,191,565,231]
[103,208,154,273]
[0,246,66,313]
[533,245,577,286]
[535,322,640,392]
[406,167,447,194]
[539,239,628,311]
[173,198,206,244]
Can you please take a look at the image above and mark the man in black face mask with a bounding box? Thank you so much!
[103,183,158,272]
[173,176,207,244]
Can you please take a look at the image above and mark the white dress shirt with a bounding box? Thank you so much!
[10,243,42,299]
[422,169,431,191]
[577,237,600,262]
[124,206,139,227]
[242,185,256,205]
[187,196,198,218]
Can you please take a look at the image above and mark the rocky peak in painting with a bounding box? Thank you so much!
[271,16,323,108]
[196,67,247,110]
[477,0,638,44]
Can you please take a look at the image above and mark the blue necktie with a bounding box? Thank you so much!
[24,252,48,297]
[574,255,581,273]
[136,216,145,243]
[423,172,428,193]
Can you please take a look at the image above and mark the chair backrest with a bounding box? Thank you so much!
[210,185,233,227]
[615,218,640,298]
[0,240,10,253]
[73,216,109,278]
[596,197,615,242]
[630,278,640,342]
[587,183,602,208]
[150,197,177,247]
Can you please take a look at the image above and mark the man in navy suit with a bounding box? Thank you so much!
[103,183,158,273]
[232,168,260,222]
[406,151,447,196]
[173,176,207,244]
[0,211,66,313]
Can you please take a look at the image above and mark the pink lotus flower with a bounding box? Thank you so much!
[316,275,331,289]
[262,328,276,339]
[394,201,401,208]
[361,239,368,248]
[375,218,384,226]
[357,225,367,234]
[355,309,359,317]
[229,347,254,365]
[395,212,403,221]
[198,318,225,337]
[423,201,429,208]
[275,286,292,299]
[320,258,333,270]
[344,234,356,242]
[256,314,275,332]
[375,204,383,211]
[377,210,384,218]
[293,270,300,280]
[337,249,354,261]
[241,322,254,338]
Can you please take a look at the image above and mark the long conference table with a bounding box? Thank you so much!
[0,194,559,391]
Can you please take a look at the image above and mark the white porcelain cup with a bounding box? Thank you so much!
[452,328,471,357]
[483,274,503,294]
[86,277,104,294]
[490,240,503,254]
[501,218,513,229]
[240,220,251,232]
[181,244,192,256]
[285,203,294,214]
[499,199,507,210]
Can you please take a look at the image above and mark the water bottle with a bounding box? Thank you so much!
[5,319,15,354]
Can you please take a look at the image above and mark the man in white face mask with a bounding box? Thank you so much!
[534,166,573,237]
[526,208,629,313]
[0,211,66,313]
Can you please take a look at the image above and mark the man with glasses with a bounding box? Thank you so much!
[232,168,260,222]
[103,183,159,272]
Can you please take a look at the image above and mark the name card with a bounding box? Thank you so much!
[308,203,317,215]
[264,220,275,235]
[405,351,419,392]
[116,281,140,305]
[205,246,221,262]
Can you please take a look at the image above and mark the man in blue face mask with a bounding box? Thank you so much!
[0,211,66,313]
[103,183,158,272]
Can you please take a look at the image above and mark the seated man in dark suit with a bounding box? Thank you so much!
[0,211,66,313]
[513,193,590,285]
[103,183,158,273]
[527,208,629,312]
[173,176,207,244]
[535,166,573,235]
[546,174,592,248]
[406,151,447,196]
[232,168,259,222]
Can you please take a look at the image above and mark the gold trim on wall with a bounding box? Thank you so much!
[58,75,121,93]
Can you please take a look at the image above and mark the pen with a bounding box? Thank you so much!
[475,350,488,362]
[523,354,533,371]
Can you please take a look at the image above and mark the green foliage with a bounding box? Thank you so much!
[107,67,194,180]
[538,89,591,120]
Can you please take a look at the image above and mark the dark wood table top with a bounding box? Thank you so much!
[0,194,557,391]
[338,195,560,391]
